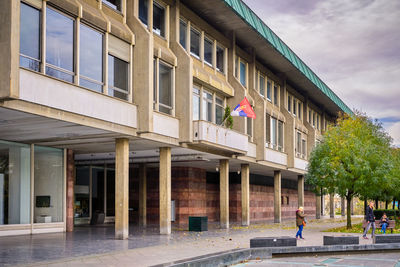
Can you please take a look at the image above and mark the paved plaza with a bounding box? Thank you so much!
[1,216,394,267]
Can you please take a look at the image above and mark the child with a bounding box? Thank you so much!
[380,213,389,234]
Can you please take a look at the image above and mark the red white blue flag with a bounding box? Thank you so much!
[230,97,256,119]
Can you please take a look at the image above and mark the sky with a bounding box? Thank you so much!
[242,0,400,147]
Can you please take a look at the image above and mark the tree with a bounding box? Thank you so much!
[222,106,233,129]
[306,112,392,229]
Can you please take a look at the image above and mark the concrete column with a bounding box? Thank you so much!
[66,149,75,232]
[329,193,334,218]
[316,194,321,219]
[139,163,147,226]
[341,197,345,217]
[297,175,304,208]
[159,147,171,235]
[219,159,229,229]
[274,170,281,223]
[241,164,250,226]
[115,138,129,240]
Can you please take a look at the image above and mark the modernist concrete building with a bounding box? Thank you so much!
[0,0,352,239]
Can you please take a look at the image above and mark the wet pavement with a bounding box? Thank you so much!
[0,216,369,266]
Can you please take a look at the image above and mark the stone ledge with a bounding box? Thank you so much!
[250,237,297,248]
[374,234,400,244]
[323,235,359,246]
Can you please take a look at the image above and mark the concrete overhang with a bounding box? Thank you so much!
[181,0,352,118]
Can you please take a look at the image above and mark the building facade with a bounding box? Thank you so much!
[0,0,351,238]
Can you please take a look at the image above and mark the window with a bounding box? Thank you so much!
[308,109,312,123]
[270,118,283,151]
[108,55,129,100]
[202,90,213,122]
[153,2,165,37]
[139,0,148,25]
[20,3,40,72]
[215,97,224,124]
[298,102,302,119]
[179,19,187,49]
[296,132,301,155]
[313,112,316,127]
[259,74,265,97]
[216,45,224,72]
[287,95,292,113]
[204,37,213,66]
[278,120,283,151]
[190,27,200,58]
[240,60,246,86]
[302,139,306,158]
[247,117,253,137]
[102,0,121,11]
[154,60,173,115]
[46,7,74,82]
[80,24,103,92]
[273,85,278,105]
[266,80,272,100]
[193,87,200,120]
[271,118,277,149]
[293,98,297,116]
[317,114,320,130]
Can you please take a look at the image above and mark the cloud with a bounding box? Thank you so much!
[385,121,400,147]
[243,0,400,139]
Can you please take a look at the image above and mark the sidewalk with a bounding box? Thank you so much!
[3,216,368,267]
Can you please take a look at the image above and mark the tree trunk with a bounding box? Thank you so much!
[385,200,388,210]
[375,199,379,209]
[364,200,367,215]
[393,200,396,209]
[346,196,352,229]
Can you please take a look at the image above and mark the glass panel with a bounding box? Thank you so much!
[302,139,306,157]
[20,3,40,71]
[293,99,297,116]
[46,8,74,78]
[153,3,165,37]
[271,118,277,147]
[80,24,103,90]
[108,88,128,100]
[308,110,311,123]
[106,168,115,216]
[274,85,278,105]
[202,91,212,122]
[204,38,213,65]
[153,59,157,105]
[45,67,74,83]
[91,167,104,214]
[297,132,301,154]
[192,88,200,120]
[240,61,246,86]
[102,0,121,11]
[288,95,291,112]
[34,146,63,223]
[298,102,302,119]
[0,141,31,225]
[190,28,200,57]
[139,0,148,25]
[216,46,224,72]
[75,166,90,218]
[247,117,252,136]
[216,105,223,125]
[108,55,129,99]
[80,78,103,93]
[259,75,265,97]
[278,121,283,150]
[179,20,187,49]
[267,80,271,100]
[159,62,172,114]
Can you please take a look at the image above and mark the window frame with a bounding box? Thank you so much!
[179,18,187,49]
[154,58,174,115]
[152,1,166,37]
[108,54,129,101]
[203,35,213,67]
[102,0,122,12]
[216,44,225,73]
[190,26,201,59]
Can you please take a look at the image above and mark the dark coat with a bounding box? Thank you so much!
[380,216,389,226]
[365,206,375,222]
[296,210,305,226]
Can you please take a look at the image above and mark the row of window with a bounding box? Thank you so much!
[269,117,284,152]
[287,93,303,120]
[20,3,130,100]
[139,0,166,38]
[296,131,307,159]
[257,70,279,105]
[153,59,174,115]
[308,108,322,131]
[192,85,225,124]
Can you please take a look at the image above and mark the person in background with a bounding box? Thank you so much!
[296,206,306,240]
[380,212,389,234]
[362,201,376,239]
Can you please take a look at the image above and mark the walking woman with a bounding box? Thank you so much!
[296,206,306,240]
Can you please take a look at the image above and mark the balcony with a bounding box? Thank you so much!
[193,120,248,153]
[294,157,308,171]
[265,144,287,166]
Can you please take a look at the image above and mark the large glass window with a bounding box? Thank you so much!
[278,120,283,151]
[20,3,40,72]
[287,95,292,113]
[190,27,200,58]
[102,0,121,11]
[179,19,187,49]
[259,75,265,97]
[193,86,200,120]
[266,80,272,100]
[106,167,115,216]
[46,7,74,82]
[202,90,213,122]
[273,85,278,105]
[240,61,246,87]
[91,167,104,214]
[247,117,252,137]
[108,55,129,100]
[75,167,90,218]
[298,102,302,119]
[154,61,173,114]
[34,146,63,223]
[271,118,277,149]
[204,37,213,66]
[139,0,148,25]
[216,45,224,72]
[80,24,103,92]
[215,97,224,125]
[153,2,165,37]
[0,141,31,225]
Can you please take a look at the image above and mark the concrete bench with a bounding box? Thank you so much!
[373,234,400,244]
[323,236,359,246]
[250,237,297,248]
[362,220,395,234]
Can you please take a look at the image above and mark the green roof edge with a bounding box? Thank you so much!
[222,0,353,115]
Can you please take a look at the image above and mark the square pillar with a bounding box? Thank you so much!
[66,149,75,232]
[330,193,335,218]
[139,163,147,226]
[115,138,129,239]
[297,175,304,208]
[219,159,229,229]
[274,170,281,223]
[241,164,250,226]
[159,147,171,235]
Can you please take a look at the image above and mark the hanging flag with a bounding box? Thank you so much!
[230,97,256,119]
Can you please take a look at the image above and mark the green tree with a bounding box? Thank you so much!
[222,106,233,129]
[306,112,392,229]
